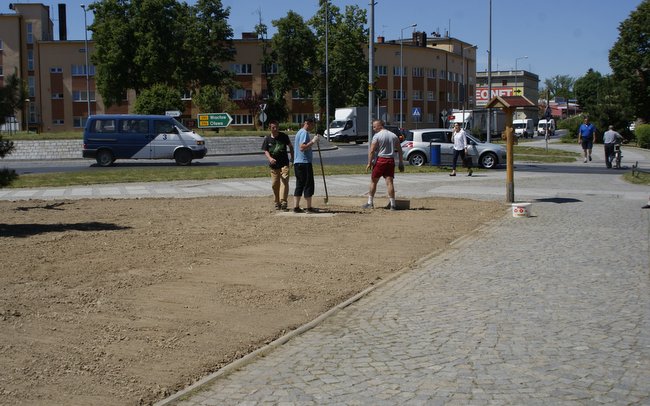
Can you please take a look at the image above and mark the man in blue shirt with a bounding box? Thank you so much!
[293,118,319,213]
[578,116,597,163]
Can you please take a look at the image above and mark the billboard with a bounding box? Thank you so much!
[475,86,521,106]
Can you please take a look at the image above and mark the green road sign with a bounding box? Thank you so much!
[197,113,233,128]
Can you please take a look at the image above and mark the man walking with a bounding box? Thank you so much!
[603,125,623,169]
[261,120,294,210]
[578,116,597,163]
[362,119,404,211]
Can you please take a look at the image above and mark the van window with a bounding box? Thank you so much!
[93,119,116,133]
[154,120,176,134]
[120,119,148,133]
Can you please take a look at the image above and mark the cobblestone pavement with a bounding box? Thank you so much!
[3,142,650,405]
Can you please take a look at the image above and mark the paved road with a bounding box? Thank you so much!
[3,141,649,405]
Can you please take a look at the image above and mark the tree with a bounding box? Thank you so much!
[90,0,235,106]
[609,0,650,122]
[542,75,575,100]
[193,84,235,114]
[574,70,631,134]
[0,72,25,186]
[309,2,368,115]
[133,84,185,114]
[270,11,317,103]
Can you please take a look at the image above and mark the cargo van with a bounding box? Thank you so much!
[83,115,207,166]
[513,119,534,138]
[537,119,556,137]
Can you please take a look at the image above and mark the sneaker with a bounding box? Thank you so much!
[361,203,374,209]
[274,202,281,210]
[293,207,303,213]
[584,158,588,163]
[467,169,473,176]
[449,173,456,177]
[306,207,319,213]
[280,202,288,211]
[588,155,592,161]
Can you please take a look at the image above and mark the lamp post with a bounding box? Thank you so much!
[81,4,91,120]
[400,23,416,128]
[514,55,527,97]
[461,45,477,110]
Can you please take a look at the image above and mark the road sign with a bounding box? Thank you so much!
[165,110,181,117]
[197,113,233,128]
[259,111,268,123]
[412,107,421,117]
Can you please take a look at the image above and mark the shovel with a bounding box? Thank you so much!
[315,137,329,204]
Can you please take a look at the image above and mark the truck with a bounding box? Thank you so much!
[447,109,505,139]
[513,118,534,138]
[537,119,556,137]
[325,107,369,144]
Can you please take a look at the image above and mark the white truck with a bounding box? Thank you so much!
[325,107,369,144]
[513,118,534,138]
[447,109,505,139]
[537,118,556,137]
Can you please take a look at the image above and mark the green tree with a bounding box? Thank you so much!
[133,84,184,114]
[309,2,368,115]
[609,0,650,122]
[270,11,317,103]
[543,75,575,100]
[253,10,287,123]
[0,72,23,186]
[90,0,234,107]
[193,84,235,114]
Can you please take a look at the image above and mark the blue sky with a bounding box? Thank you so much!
[4,0,642,84]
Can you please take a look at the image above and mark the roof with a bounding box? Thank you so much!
[485,95,536,109]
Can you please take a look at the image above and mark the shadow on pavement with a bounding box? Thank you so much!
[0,222,130,238]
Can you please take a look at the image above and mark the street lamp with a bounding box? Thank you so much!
[400,23,416,128]
[461,45,477,110]
[514,55,528,97]
[81,4,91,119]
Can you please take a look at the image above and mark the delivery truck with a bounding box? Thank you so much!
[513,118,534,138]
[447,109,505,139]
[325,107,369,143]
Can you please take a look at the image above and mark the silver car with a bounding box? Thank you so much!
[401,128,506,169]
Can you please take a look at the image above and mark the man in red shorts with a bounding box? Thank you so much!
[362,119,405,210]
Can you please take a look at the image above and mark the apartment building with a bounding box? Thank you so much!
[2,3,479,132]
[476,69,540,121]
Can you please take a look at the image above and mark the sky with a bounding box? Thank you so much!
[3,0,643,84]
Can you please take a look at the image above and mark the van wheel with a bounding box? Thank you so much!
[96,150,114,167]
[174,149,193,166]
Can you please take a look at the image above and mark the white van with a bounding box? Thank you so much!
[83,115,207,166]
[537,119,556,137]
[513,119,534,138]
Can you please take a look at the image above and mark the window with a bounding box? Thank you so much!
[74,116,89,128]
[230,88,251,100]
[376,65,387,76]
[0,66,3,77]
[427,113,434,123]
[412,67,423,77]
[413,90,422,100]
[421,130,450,143]
[292,89,311,99]
[233,114,253,125]
[73,90,96,101]
[71,64,95,76]
[440,70,446,80]
[394,113,405,123]
[121,119,149,133]
[427,91,435,101]
[27,50,34,71]
[262,63,279,74]
[376,89,387,100]
[50,67,63,73]
[28,76,35,97]
[393,66,406,77]
[53,119,64,125]
[292,113,312,124]
[427,68,437,78]
[231,63,252,75]
[181,89,192,100]
[393,90,405,100]
[51,93,64,99]
[27,23,33,44]
[154,120,175,133]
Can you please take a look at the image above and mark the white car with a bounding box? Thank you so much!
[401,128,506,169]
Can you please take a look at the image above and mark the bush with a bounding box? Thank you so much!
[635,123,650,149]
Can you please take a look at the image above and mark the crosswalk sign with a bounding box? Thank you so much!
[412,107,421,117]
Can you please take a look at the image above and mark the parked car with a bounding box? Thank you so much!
[401,128,506,169]
[384,125,411,142]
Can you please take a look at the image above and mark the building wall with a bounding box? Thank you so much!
[476,70,540,121]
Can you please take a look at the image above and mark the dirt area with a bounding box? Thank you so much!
[0,195,504,405]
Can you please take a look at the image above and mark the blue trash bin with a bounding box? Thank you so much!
[429,143,441,166]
